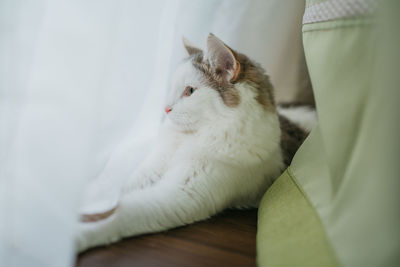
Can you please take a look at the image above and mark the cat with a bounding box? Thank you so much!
[76,33,315,252]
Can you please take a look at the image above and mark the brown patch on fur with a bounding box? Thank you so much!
[80,206,118,223]
[233,51,275,112]
[191,53,241,107]
[278,101,315,109]
[190,50,275,111]
[279,115,308,166]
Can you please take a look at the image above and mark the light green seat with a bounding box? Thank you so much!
[257,1,400,266]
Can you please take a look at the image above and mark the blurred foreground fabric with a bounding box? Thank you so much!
[257,1,400,266]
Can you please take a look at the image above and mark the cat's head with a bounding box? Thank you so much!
[165,33,275,132]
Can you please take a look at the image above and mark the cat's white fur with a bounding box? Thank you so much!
[277,106,317,132]
[76,34,284,252]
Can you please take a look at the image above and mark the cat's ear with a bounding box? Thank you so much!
[182,36,202,56]
[204,33,240,82]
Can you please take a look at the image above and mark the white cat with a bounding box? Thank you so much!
[76,33,314,252]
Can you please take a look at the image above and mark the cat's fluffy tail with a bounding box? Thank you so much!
[277,104,317,133]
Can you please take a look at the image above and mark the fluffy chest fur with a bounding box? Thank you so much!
[166,82,282,168]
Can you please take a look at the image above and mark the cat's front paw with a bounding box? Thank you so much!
[75,222,97,253]
[75,231,89,253]
[75,218,121,253]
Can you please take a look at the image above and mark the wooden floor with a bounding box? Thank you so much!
[76,209,258,267]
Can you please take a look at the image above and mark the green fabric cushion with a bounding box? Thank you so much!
[257,169,338,267]
[257,1,400,266]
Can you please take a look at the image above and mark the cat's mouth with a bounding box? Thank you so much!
[167,115,199,133]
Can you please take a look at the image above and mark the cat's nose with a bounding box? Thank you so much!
[165,106,173,114]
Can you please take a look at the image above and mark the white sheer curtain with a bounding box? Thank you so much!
[0,1,306,266]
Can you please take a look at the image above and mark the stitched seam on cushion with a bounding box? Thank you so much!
[302,17,374,32]
[306,0,326,8]
[286,167,341,267]
[303,0,378,24]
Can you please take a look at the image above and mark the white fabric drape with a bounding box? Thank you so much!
[0,1,306,266]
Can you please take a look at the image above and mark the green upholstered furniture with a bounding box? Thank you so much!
[257,1,400,266]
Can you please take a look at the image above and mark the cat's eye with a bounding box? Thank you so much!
[183,86,196,97]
